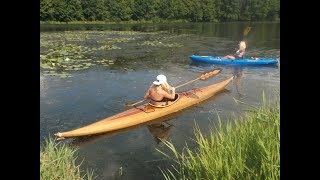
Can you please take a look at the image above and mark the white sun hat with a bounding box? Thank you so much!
[153,74,167,85]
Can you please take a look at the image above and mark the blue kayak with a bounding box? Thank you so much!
[189,55,279,66]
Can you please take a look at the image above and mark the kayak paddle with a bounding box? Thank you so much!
[243,26,252,37]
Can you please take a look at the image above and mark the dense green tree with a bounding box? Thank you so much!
[247,0,267,20]
[65,0,84,21]
[179,0,191,21]
[39,0,280,22]
[157,0,187,20]
[266,0,280,20]
[157,0,172,19]
[213,0,223,21]
[157,0,175,20]
[95,0,110,21]
[132,0,159,20]
[239,0,251,21]
[220,0,240,21]
[52,0,69,21]
[201,0,218,22]
[40,0,55,21]
[81,0,98,21]
[186,0,203,22]
[171,0,188,20]
[106,0,133,21]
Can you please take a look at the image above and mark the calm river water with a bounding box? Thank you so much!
[40,22,280,179]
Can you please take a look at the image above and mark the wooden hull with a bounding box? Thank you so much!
[55,76,233,139]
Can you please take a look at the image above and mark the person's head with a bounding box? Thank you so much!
[239,41,246,50]
[153,74,167,85]
[153,74,171,92]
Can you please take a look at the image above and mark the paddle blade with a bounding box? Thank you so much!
[243,26,252,37]
[199,68,222,80]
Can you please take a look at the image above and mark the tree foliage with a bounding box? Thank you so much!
[40,0,280,22]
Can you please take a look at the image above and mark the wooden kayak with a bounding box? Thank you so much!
[70,120,176,147]
[55,76,233,139]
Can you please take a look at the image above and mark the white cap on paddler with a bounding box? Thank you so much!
[153,74,167,85]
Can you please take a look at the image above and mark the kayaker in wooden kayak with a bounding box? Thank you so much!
[54,69,229,139]
[144,74,176,107]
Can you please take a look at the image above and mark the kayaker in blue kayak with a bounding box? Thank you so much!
[223,41,246,60]
[144,74,176,106]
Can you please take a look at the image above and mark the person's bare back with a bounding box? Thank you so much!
[144,74,175,106]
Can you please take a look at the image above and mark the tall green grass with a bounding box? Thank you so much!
[158,92,280,179]
[40,137,94,180]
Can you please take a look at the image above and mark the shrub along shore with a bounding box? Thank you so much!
[159,93,280,179]
[40,93,279,179]
[40,138,94,179]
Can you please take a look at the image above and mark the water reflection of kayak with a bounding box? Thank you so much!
[147,123,174,144]
[189,55,279,66]
[55,76,233,140]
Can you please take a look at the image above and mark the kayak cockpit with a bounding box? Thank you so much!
[148,94,180,108]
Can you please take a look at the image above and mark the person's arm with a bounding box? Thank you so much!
[144,88,151,99]
[239,51,244,57]
[170,87,175,95]
[236,50,245,57]
[163,87,175,100]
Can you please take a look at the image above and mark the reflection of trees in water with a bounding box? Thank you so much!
[147,122,174,145]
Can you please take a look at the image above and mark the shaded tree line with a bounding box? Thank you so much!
[40,0,280,22]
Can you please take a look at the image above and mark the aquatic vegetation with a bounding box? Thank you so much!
[138,41,183,47]
[40,32,119,77]
[137,34,188,48]
[97,37,137,44]
[40,42,95,77]
[95,59,114,67]
[97,45,121,50]
[40,30,192,78]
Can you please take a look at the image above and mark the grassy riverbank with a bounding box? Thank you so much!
[40,137,94,180]
[159,93,280,179]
